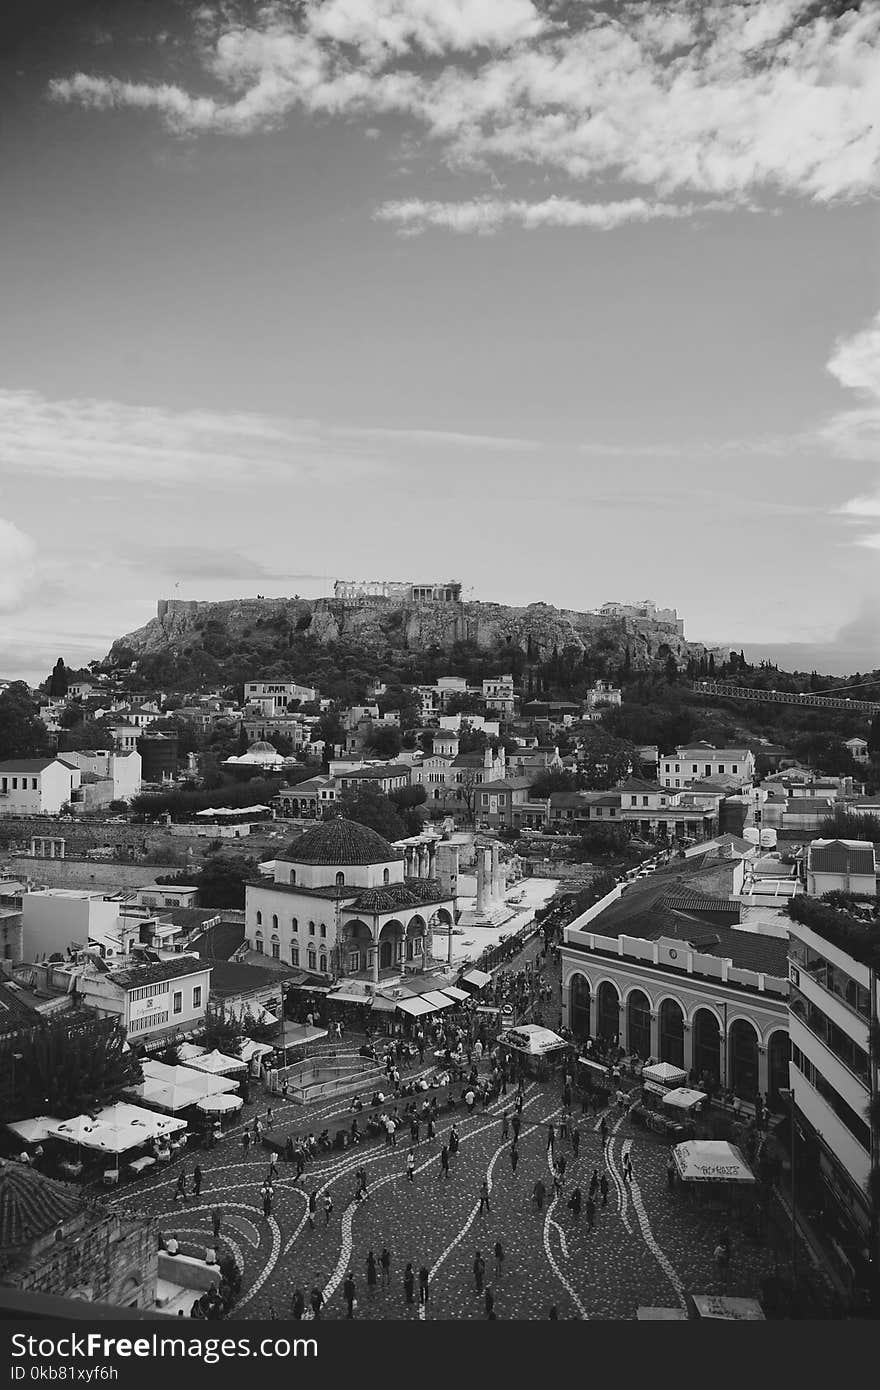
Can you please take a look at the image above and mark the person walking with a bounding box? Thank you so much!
[533,1178,546,1213]
[484,1285,494,1319]
[571,1126,580,1159]
[427,1117,436,1144]
[494,1240,504,1282]
[473,1250,485,1295]
[666,1155,676,1191]
[307,1190,317,1230]
[440,1144,450,1180]
[211,1207,222,1242]
[291,1288,305,1321]
[449,1125,460,1159]
[323,1191,333,1226]
[600,1116,608,1145]
[501,1111,509,1141]
[192,1165,202,1200]
[366,1250,377,1299]
[403,1263,415,1306]
[266,1107,274,1131]
[343,1271,356,1319]
[622,1153,633,1184]
[568,1187,582,1220]
[599,1173,609,1208]
[479,1178,491,1215]
[585,1195,596,1230]
[548,1306,558,1320]
[589,1168,599,1198]
[512,1113,521,1142]
[381,1246,391,1291]
[262,1183,273,1218]
[557,1154,567,1182]
[406,1148,416,1183]
[175,1170,187,1203]
[242,1129,250,1157]
[510,1143,519,1176]
[310,1286,324,1321]
[418,1265,430,1309]
[546,1123,555,1153]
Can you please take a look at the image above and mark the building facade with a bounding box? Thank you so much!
[662,745,756,790]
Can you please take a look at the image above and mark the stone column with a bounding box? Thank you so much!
[475,849,488,916]
[618,1001,627,1052]
[757,1044,769,1099]
[447,916,454,965]
[649,1010,659,1061]
[682,1022,694,1076]
[428,843,437,881]
[491,844,503,902]
[371,938,379,986]
[419,845,429,879]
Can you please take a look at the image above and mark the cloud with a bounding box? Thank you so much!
[48,0,880,214]
[0,386,543,487]
[374,193,732,234]
[0,519,37,612]
[824,311,880,534]
[0,389,396,486]
[742,598,880,675]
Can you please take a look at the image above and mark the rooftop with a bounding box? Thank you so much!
[0,1162,84,1255]
[282,817,404,867]
[107,956,211,989]
[207,959,300,997]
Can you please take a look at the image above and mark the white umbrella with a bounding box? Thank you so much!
[196,1094,244,1114]
[673,1140,755,1184]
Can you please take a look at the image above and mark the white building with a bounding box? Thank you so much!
[110,725,141,753]
[585,680,622,709]
[662,743,756,790]
[245,817,455,984]
[244,680,318,711]
[22,889,122,961]
[71,956,212,1044]
[805,840,877,898]
[787,910,878,1289]
[559,847,791,1106]
[0,758,80,816]
[62,749,142,804]
[482,675,516,717]
[844,737,870,764]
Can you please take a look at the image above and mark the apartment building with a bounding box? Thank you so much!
[662,743,756,790]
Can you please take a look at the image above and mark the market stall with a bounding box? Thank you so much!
[662,1088,707,1117]
[673,1141,756,1185]
[459,968,491,995]
[125,1060,239,1114]
[642,1062,688,1089]
[497,1025,574,1080]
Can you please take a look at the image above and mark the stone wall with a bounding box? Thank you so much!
[0,857,183,891]
[10,1210,158,1310]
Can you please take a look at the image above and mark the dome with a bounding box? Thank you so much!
[284,817,404,867]
[0,1161,83,1253]
[248,741,280,755]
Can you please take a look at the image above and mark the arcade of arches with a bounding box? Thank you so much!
[564,972,788,1102]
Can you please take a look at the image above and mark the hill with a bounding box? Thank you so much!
[105,594,726,695]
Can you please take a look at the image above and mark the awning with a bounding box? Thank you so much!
[673,1141,756,1184]
[50,1103,186,1155]
[421,990,455,1010]
[327,989,373,1005]
[440,985,469,1002]
[371,996,398,1012]
[396,996,438,1017]
[460,969,491,991]
[662,1087,707,1112]
[642,1079,670,1099]
[181,1048,245,1076]
[642,1062,687,1088]
[6,1117,55,1145]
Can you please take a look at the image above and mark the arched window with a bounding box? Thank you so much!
[570,974,591,1039]
[291,917,298,933]
[308,921,315,936]
[659,998,684,1069]
[256,911,262,926]
[336,872,345,886]
[319,951,327,974]
[693,1009,721,1089]
[271,914,278,931]
[290,870,296,884]
[255,934,264,955]
[597,981,619,1044]
[291,944,299,967]
[626,990,651,1059]
[730,1019,759,1102]
[383,868,390,884]
[320,923,327,938]
[307,947,316,971]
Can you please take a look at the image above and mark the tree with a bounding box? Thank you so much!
[819,810,880,842]
[47,658,68,698]
[573,824,631,859]
[389,784,427,811]
[445,692,484,716]
[365,724,403,758]
[201,1004,244,1056]
[530,769,581,799]
[869,712,880,759]
[193,854,261,909]
[455,768,482,822]
[334,787,406,841]
[0,1014,142,1123]
[0,683,49,761]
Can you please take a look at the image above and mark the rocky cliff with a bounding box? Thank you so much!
[108,595,723,675]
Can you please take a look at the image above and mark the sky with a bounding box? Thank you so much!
[2,0,880,682]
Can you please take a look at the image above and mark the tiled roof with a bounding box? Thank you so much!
[479,778,534,792]
[0,1162,83,1253]
[0,759,59,774]
[283,818,404,866]
[248,880,360,900]
[156,908,219,930]
[451,753,487,768]
[0,982,42,1033]
[207,959,300,997]
[108,957,210,988]
[808,840,876,875]
[616,778,666,795]
[187,922,246,960]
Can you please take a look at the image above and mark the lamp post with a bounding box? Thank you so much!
[11,1052,23,1108]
